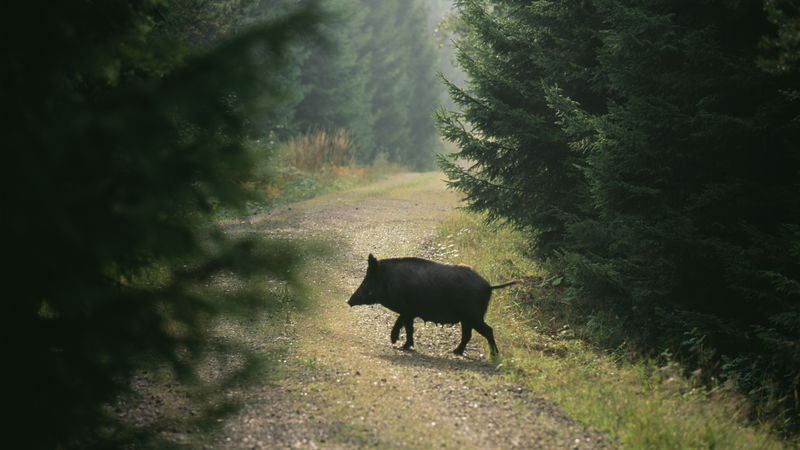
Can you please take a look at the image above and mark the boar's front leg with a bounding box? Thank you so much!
[400,315,414,350]
[390,316,403,344]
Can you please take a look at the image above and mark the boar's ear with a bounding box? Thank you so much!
[368,253,379,270]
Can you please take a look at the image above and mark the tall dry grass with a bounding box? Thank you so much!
[285,128,354,172]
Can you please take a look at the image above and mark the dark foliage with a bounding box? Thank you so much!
[436,0,604,254]
[2,0,318,447]
[439,0,800,432]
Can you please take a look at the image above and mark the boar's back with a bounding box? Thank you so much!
[381,258,491,324]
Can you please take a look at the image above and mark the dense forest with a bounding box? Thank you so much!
[437,0,800,431]
[6,0,444,447]
[9,0,800,446]
[288,0,443,169]
[164,0,445,170]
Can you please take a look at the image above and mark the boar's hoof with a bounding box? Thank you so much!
[453,347,465,356]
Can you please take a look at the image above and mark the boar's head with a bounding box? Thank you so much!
[347,254,384,306]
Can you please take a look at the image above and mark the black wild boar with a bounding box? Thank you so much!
[346,254,518,356]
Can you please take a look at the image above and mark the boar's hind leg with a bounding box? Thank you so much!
[390,316,403,344]
[454,322,473,355]
[474,321,499,356]
[401,315,415,350]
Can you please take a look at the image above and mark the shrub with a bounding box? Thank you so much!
[285,128,355,171]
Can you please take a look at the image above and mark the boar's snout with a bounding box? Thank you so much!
[346,284,364,306]
[347,288,370,306]
[347,253,381,307]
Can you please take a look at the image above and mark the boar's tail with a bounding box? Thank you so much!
[490,280,519,290]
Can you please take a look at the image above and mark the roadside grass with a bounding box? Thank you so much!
[213,136,409,220]
[435,210,789,449]
[254,159,408,207]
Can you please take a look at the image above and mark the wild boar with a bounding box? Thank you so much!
[346,254,518,356]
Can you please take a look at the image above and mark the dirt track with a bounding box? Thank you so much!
[214,172,610,449]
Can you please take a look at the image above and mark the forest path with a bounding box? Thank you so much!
[216,172,610,449]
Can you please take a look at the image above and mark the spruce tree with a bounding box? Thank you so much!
[280,0,444,168]
[294,0,374,151]
[436,0,604,253]
[551,0,800,423]
[404,1,443,170]
[360,1,414,163]
[441,0,800,427]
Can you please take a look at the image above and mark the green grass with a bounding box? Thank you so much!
[435,210,790,449]
[213,137,411,220]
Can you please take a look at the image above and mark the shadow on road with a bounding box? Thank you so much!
[374,348,499,375]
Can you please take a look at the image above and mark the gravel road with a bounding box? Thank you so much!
[212,172,611,449]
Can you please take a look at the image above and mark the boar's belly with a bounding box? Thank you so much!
[417,311,461,325]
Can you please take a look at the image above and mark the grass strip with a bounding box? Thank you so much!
[435,210,788,449]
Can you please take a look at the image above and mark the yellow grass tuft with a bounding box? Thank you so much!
[285,128,354,172]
